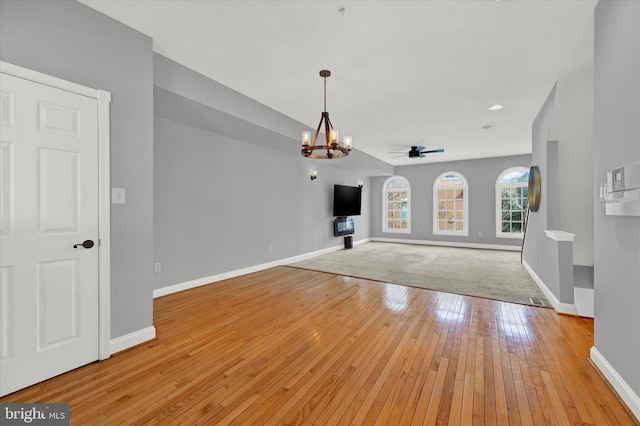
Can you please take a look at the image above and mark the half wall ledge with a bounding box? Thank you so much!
[544,230,575,241]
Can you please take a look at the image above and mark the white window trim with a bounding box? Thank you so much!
[495,166,528,239]
[432,171,469,236]
[382,176,411,234]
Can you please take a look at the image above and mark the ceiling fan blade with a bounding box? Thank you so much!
[415,146,426,152]
[422,148,445,154]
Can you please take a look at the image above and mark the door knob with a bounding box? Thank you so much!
[73,240,95,249]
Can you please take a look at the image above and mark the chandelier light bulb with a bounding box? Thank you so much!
[344,136,352,150]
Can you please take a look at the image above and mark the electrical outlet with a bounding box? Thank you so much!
[268,244,273,252]
[478,232,483,238]
[154,262,161,272]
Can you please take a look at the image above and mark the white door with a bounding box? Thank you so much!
[0,72,100,396]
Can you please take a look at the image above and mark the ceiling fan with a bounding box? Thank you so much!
[390,146,445,158]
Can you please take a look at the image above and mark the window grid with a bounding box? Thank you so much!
[433,172,468,236]
[500,187,528,234]
[496,167,529,239]
[437,188,465,232]
[383,177,410,233]
[386,191,409,230]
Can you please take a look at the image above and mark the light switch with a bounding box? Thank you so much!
[112,188,126,204]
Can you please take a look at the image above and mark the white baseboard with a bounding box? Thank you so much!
[590,346,640,421]
[522,260,578,315]
[153,238,370,299]
[110,326,156,355]
[153,237,515,299]
[370,237,522,252]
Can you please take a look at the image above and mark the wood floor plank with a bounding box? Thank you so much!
[349,295,428,425]
[372,303,437,425]
[488,310,509,425]
[263,297,394,425]
[472,323,486,426]
[423,356,450,425]
[1,266,637,425]
[397,305,446,425]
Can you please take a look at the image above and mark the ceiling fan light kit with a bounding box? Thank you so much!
[301,70,352,159]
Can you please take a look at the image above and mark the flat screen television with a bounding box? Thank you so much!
[333,184,362,217]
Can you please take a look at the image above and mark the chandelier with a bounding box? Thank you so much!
[301,70,352,159]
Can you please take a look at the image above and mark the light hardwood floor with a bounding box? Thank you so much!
[1,266,637,425]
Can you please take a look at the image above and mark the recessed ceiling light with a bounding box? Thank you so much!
[488,104,505,111]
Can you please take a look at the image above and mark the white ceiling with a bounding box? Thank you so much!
[80,0,596,166]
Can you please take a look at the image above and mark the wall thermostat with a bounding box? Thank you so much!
[603,162,640,216]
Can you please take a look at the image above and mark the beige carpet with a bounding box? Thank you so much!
[290,241,549,307]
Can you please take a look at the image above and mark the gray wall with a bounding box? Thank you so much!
[548,69,594,266]
[0,0,154,339]
[523,81,560,298]
[593,0,640,401]
[152,55,386,290]
[523,85,568,302]
[153,116,372,289]
[370,154,532,247]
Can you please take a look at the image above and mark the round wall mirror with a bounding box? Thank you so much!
[528,166,541,212]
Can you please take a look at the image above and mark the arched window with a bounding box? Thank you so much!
[495,166,529,238]
[382,176,411,233]
[433,171,468,236]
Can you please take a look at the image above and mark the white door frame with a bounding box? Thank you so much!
[1,61,111,360]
